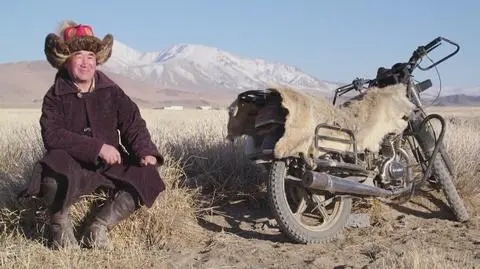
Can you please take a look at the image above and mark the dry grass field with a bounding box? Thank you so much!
[0,106,479,269]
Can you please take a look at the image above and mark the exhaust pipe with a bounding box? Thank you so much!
[302,170,407,197]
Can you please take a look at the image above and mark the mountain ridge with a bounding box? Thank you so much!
[99,41,335,94]
[0,40,478,108]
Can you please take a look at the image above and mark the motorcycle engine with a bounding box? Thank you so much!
[382,160,405,183]
[376,135,409,188]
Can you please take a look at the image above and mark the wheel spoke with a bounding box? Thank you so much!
[286,175,302,182]
[316,205,330,223]
[312,195,330,223]
[293,188,309,218]
[294,197,307,218]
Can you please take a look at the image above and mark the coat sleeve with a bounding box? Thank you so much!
[40,90,105,165]
[115,87,164,165]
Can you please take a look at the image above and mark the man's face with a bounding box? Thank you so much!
[66,50,97,82]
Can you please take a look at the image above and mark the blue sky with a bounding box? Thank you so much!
[1,0,479,87]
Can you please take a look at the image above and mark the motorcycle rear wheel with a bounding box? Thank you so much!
[267,160,352,244]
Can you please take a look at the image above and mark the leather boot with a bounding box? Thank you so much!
[81,190,137,250]
[40,176,79,249]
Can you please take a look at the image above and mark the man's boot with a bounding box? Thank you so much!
[81,190,137,250]
[40,176,79,249]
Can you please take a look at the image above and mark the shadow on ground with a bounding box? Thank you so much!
[0,169,49,244]
[383,185,458,221]
[196,196,292,243]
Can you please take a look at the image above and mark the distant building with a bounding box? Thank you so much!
[161,106,184,110]
[196,106,212,110]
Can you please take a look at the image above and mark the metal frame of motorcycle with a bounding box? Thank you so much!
[322,36,460,191]
[231,36,467,244]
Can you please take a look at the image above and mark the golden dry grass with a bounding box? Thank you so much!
[0,107,479,268]
[366,243,478,269]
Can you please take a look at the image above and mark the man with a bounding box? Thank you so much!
[19,21,166,250]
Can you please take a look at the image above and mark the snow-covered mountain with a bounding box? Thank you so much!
[100,41,334,94]
[3,39,479,108]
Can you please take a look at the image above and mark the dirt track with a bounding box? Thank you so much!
[157,188,479,269]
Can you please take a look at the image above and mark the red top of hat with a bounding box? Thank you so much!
[63,24,94,41]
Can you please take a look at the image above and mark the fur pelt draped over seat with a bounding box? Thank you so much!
[227,83,415,165]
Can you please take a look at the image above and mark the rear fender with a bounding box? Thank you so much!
[244,90,287,160]
[226,89,274,140]
[245,125,285,160]
[254,92,287,136]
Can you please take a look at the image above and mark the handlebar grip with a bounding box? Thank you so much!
[424,37,442,51]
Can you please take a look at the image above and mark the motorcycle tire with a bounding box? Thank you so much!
[412,114,470,222]
[267,160,353,244]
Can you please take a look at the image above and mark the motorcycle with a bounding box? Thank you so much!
[226,36,470,244]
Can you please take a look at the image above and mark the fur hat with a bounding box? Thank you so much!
[44,20,114,69]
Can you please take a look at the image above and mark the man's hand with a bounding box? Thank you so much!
[99,144,122,165]
[140,155,157,166]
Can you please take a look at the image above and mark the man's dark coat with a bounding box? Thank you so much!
[21,69,165,209]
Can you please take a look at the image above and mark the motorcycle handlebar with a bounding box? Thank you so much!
[409,36,460,71]
[332,78,371,105]
[332,36,460,104]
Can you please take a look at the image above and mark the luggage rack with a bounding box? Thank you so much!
[314,123,358,164]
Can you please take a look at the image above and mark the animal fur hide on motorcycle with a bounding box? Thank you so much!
[227,83,415,166]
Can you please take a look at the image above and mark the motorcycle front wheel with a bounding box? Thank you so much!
[267,160,352,244]
[411,113,470,222]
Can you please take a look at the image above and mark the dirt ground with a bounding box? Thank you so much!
[154,188,479,269]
